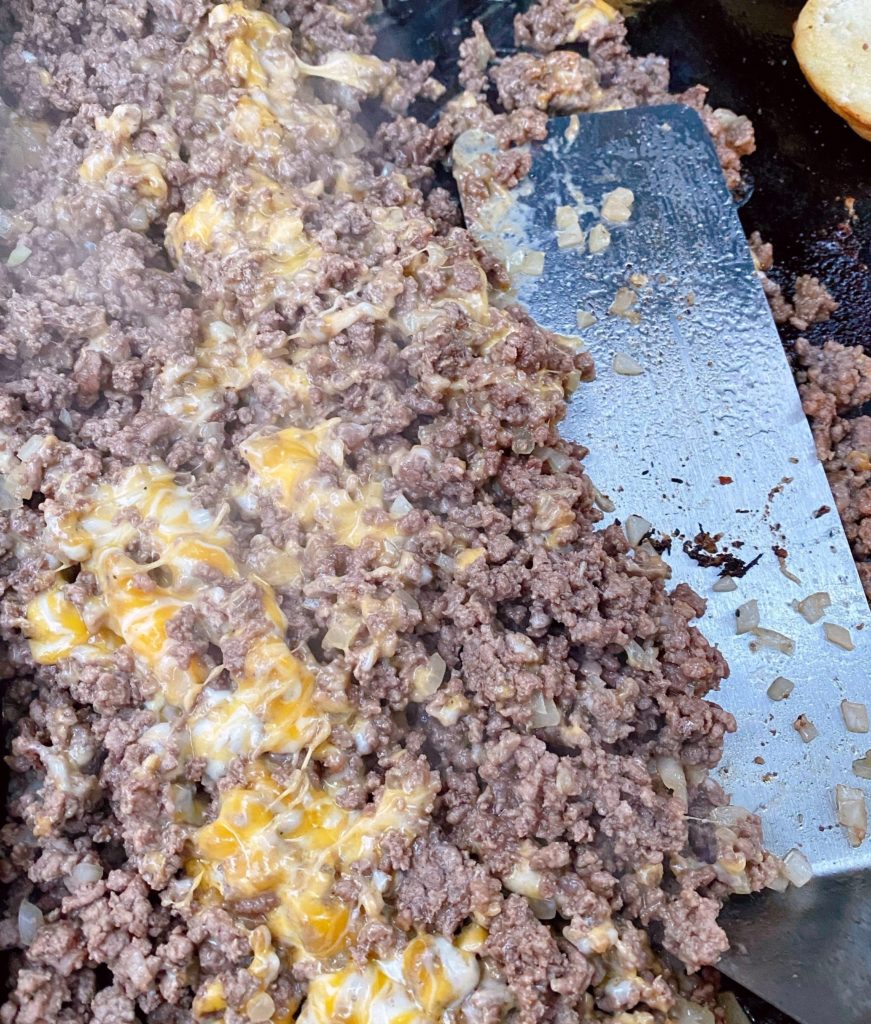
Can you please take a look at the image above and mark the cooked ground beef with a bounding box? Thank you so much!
[1,2,787,1024]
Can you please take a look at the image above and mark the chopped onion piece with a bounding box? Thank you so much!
[613,352,643,376]
[782,848,813,888]
[656,755,688,805]
[592,486,615,513]
[735,599,759,635]
[323,611,360,652]
[792,591,831,624]
[68,861,103,889]
[17,434,46,461]
[673,997,715,1024]
[528,897,556,920]
[246,993,276,1023]
[712,576,737,592]
[767,676,794,701]
[601,187,635,224]
[824,622,854,651]
[624,514,652,547]
[718,993,752,1024]
[750,626,795,655]
[576,309,597,329]
[555,205,577,230]
[841,699,870,734]
[7,243,32,267]
[412,653,447,699]
[555,206,584,249]
[557,227,585,249]
[624,639,657,672]
[710,804,750,827]
[389,493,413,518]
[588,223,611,253]
[609,287,637,316]
[531,692,560,728]
[17,899,43,945]
[793,714,818,743]
[518,249,544,276]
[835,784,868,847]
[852,751,871,780]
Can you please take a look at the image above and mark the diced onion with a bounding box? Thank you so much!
[506,632,540,662]
[592,486,615,513]
[624,514,651,547]
[528,897,556,920]
[656,755,688,805]
[246,993,276,1023]
[389,494,413,518]
[412,653,447,699]
[518,249,544,276]
[557,227,585,249]
[207,321,235,344]
[511,429,535,455]
[793,714,818,743]
[624,639,657,672]
[712,576,737,593]
[531,692,560,728]
[710,804,750,827]
[767,676,794,701]
[609,287,637,316]
[781,848,813,888]
[841,699,869,734]
[17,899,43,945]
[750,626,795,655]
[555,205,577,230]
[601,187,635,224]
[576,309,597,329]
[323,612,360,652]
[824,622,854,651]
[588,223,611,254]
[735,600,759,635]
[673,996,715,1024]
[613,352,643,376]
[718,993,752,1024]
[792,591,831,624]
[835,784,868,847]
[7,243,32,267]
[851,751,871,780]
[18,434,46,461]
[68,861,103,889]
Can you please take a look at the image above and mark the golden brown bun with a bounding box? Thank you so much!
[793,0,871,141]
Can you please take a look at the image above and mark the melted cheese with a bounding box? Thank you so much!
[28,465,437,987]
[25,586,119,664]
[297,935,480,1024]
[190,763,435,959]
[242,424,400,553]
[166,173,323,306]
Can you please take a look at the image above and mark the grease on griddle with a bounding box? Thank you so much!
[680,525,763,579]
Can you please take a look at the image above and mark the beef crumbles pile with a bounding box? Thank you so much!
[0,3,788,1023]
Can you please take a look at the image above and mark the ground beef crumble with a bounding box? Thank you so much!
[0,2,794,1023]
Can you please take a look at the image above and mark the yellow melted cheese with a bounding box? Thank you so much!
[242,424,401,553]
[297,935,480,1024]
[166,172,323,306]
[191,763,436,959]
[26,465,441,1000]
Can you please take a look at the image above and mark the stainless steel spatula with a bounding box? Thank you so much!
[454,105,871,1024]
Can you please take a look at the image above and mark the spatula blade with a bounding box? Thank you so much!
[456,104,871,1023]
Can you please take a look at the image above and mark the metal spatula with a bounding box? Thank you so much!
[454,105,871,1024]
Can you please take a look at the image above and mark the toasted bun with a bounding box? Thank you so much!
[793,0,871,141]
